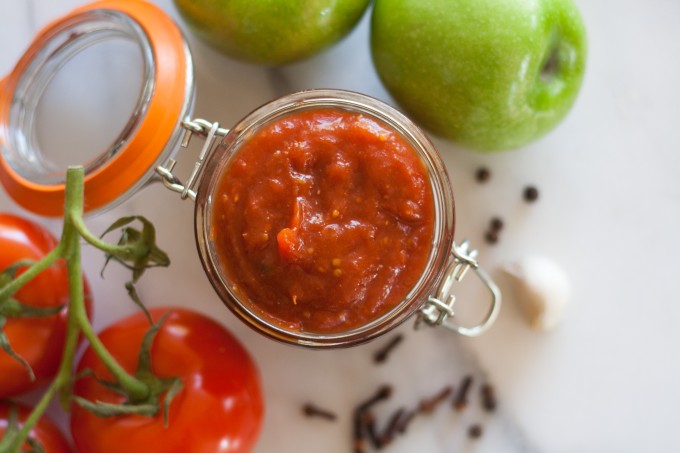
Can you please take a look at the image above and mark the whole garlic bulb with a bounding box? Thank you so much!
[502,256,571,331]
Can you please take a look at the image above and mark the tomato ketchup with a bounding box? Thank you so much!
[211,108,435,333]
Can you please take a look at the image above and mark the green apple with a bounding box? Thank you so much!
[370,0,587,151]
[174,0,371,66]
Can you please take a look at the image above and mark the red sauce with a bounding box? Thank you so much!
[211,108,435,333]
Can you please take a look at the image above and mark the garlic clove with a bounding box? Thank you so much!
[501,256,571,331]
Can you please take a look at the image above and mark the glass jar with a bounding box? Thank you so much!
[0,0,500,348]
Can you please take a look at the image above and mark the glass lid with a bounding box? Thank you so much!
[0,0,194,216]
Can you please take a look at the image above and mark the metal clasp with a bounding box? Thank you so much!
[155,118,229,201]
[415,240,501,337]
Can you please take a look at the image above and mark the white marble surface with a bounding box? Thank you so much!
[1,0,680,452]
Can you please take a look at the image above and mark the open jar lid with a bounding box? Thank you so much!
[0,0,194,216]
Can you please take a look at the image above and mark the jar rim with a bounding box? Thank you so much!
[0,0,194,216]
[194,89,455,348]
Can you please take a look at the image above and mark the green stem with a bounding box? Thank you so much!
[0,247,62,301]
[58,248,83,407]
[7,168,150,451]
[62,169,149,401]
[10,371,65,450]
[76,310,150,400]
[70,214,138,258]
[10,201,83,450]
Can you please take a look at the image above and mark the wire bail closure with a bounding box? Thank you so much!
[155,118,228,201]
[416,240,501,337]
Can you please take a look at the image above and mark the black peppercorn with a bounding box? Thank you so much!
[484,230,499,245]
[475,167,491,183]
[523,185,539,202]
[490,217,504,231]
[468,424,483,439]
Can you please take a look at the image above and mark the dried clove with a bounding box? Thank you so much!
[353,410,368,453]
[453,375,473,411]
[302,402,337,421]
[344,365,500,451]
[394,409,417,434]
[373,334,404,364]
[363,411,383,449]
[419,385,453,414]
[373,407,406,449]
[480,384,497,412]
[357,385,393,412]
[353,385,393,453]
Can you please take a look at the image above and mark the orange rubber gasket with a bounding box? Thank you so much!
[0,0,188,216]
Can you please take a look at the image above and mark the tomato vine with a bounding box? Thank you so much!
[0,167,172,451]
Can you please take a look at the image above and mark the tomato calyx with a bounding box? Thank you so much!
[73,313,183,426]
[99,216,170,322]
[0,402,44,453]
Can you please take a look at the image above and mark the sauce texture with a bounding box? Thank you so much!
[211,108,435,333]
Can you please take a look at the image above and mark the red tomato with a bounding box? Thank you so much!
[0,213,92,397]
[71,307,264,453]
[0,401,72,452]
